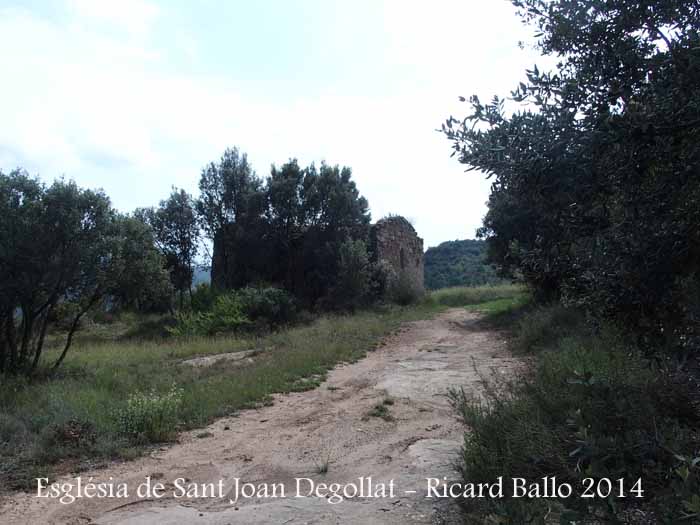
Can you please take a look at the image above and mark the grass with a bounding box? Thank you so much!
[365,402,394,422]
[430,283,525,308]
[450,304,700,523]
[0,301,442,490]
[0,283,530,493]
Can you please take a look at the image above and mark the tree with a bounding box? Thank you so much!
[264,159,372,303]
[197,148,268,290]
[296,162,371,305]
[196,147,266,241]
[108,215,174,313]
[138,188,199,308]
[0,171,114,373]
[202,150,372,307]
[265,159,306,288]
[0,170,168,374]
[332,239,372,311]
[443,0,700,348]
[424,239,502,290]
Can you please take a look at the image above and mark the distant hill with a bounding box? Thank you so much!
[424,239,502,290]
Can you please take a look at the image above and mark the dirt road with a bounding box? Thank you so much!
[2,308,520,524]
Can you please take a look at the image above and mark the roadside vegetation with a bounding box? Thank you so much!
[0,283,520,492]
[442,1,700,523]
[450,302,700,523]
[431,283,524,308]
[0,300,439,491]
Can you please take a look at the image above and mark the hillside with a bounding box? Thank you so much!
[424,239,501,290]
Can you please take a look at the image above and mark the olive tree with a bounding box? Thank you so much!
[0,170,172,375]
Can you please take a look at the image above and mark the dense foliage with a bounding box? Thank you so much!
[451,304,700,523]
[0,170,172,374]
[443,1,700,521]
[201,150,371,308]
[443,0,700,353]
[0,143,391,376]
[424,239,502,290]
[169,286,297,336]
[136,188,200,309]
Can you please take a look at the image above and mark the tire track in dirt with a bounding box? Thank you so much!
[2,308,521,525]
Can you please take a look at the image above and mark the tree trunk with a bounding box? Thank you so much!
[0,315,7,374]
[31,308,52,372]
[6,313,18,373]
[18,308,34,368]
[52,292,99,371]
[52,311,84,371]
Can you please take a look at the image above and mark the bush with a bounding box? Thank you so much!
[190,282,217,312]
[39,419,96,452]
[236,286,296,329]
[387,271,423,306]
[49,301,86,331]
[330,239,372,311]
[514,304,586,353]
[167,311,215,337]
[0,414,29,445]
[169,286,294,336]
[169,293,250,337]
[368,259,394,302]
[115,385,183,443]
[451,307,700,523]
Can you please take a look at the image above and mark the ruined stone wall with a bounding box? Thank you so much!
[370,216,424,292]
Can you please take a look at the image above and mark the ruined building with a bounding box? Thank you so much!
[369,216,425,293]
[211,215,425,296]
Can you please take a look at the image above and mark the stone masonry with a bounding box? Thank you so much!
[369,216,424,292]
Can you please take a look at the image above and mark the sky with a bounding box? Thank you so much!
[0,0,544,248]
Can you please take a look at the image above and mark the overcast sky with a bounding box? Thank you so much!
[1,0,543,248]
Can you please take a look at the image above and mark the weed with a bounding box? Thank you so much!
[311,436,336,475]
[366,401,394,422]
[115,385,183,443]
[0,302,442,489]
[451,304,700,523]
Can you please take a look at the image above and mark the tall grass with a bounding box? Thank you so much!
[0,283,529,492]
[430,283,526,307]
[0,303,440,490]
[450,305,700,523]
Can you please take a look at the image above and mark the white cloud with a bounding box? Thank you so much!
[66,0,160,37]
[0,0,542,248]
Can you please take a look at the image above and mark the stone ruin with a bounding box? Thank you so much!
[369,216,425,293]
[210,215,425,295]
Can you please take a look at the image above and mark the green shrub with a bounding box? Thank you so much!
[208,293,251,333]
[514,304,586,353]
[451,307,700,523]
[236,286,296,329]
[0,414,29,445]
[387,271,423,306]
[331,239,372,311]
[170,293,250,336]
[50,301,85,331]
[191,282,217,312]
[167,311,214,337]
[115,385,183,443]
[170,286,295,336]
